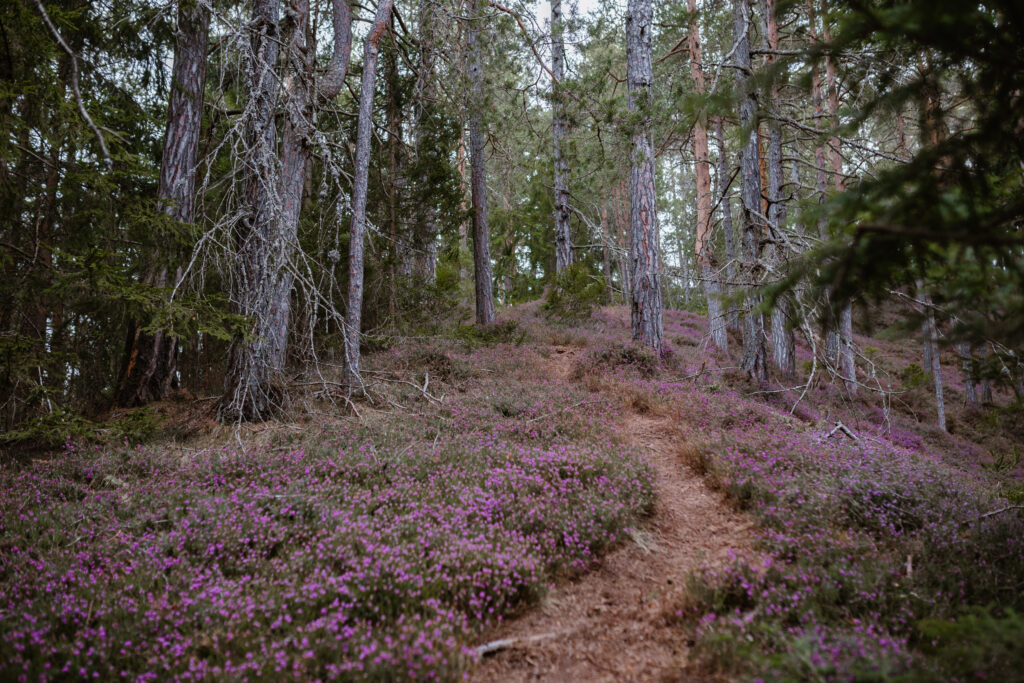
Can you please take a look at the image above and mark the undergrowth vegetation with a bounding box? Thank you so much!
[0,327,654,680]
[2,303,1022,680]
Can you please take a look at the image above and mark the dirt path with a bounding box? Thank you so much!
[471,346,754,682]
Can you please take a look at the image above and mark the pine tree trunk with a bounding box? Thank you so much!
[756,0,794,376]
[926,300,946,431]
[616,180,632,301]
[820,6,856,395]
[220,0,282,422]
[117,0,208,407]
[807,0,840,369]
[626,0,663,352]
[467,0,495,325]
[733,0,767,382]
[412,0,438,283]
[688,0,726,350]
[601,201,613,300]
[343,0,395,385]
[714,116,740,331]
[551,0,573,273]
[958,343,979,408]
[979,344,994,404]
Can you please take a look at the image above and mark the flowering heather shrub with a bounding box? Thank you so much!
[0,339,654,681]
[616,319,1024,680]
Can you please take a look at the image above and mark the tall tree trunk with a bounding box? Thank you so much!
[759,0,794,376]
[733,0,767,382]
[343,0,395,385]
[808,0,839,367]
[118,0,208,407]
[550,0,573,273]
[600,201,613,300]
[714,116,739,331]
[221,0,351,419]
[925,294,946,431]
[467,0,495,325]
[625,0,663,352]
[412,0,438,283]
[616,179,631,301]
[220,0,282,422]
[820,3,856,394]
[979,344,994,404]
[957,343,979,408]
[386,49,402,321]
[688,0,726,350]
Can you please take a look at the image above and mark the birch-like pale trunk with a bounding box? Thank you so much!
[615,179,632,300]
[118,0,209,407]
[926,297,946,431]
[343,0,395,385]
[551,0,573,273]
[714,116,740,331]
[600,201,613,300]
[626,0,663,352]
[733,0,767,382]
[468,0,495,325]
[688,0,726,351]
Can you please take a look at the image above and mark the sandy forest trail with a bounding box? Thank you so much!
[472,346,755,682]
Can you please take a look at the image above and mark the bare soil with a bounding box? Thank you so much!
[471,346,754,682]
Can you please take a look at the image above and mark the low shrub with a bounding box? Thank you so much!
[542,264,606,322]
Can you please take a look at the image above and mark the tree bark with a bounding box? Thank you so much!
[926,297,946,431]
[626,0,663,352]
[979,344,994,404]
[343,0,395,385]
[601,201,613,300]
[688,0,726,351]
[714,116,740,331]
[220,0,282,422]
[551,0,573,273]
[957,343,979,408]
[467,0,495,325]
[758,0,794,376]
[807,0,840,369]
[118,0,208,407]
[820,3,856,395]
[733,0,767,382]
[411,0,438,282]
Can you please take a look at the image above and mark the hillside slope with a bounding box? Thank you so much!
[2,303,1022,681]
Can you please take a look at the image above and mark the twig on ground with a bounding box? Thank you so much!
[980,505,1024,519]
[826,421,859,441]
[476,631,566,657]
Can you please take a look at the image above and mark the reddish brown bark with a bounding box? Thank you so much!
[687,0,726,351]
[626,0,663,352]
[118,0,208,407]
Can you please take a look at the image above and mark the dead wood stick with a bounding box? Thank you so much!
[476,631,564,657]
[826,421,859,441]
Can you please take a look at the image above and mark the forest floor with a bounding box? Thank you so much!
[2,303,1024,681]
[473,346,753,681]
